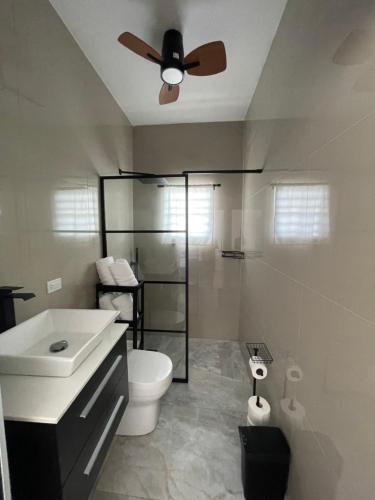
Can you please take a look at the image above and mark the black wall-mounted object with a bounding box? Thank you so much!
[0,286,35,334]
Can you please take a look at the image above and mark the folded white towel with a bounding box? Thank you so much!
[115,258,130,264]
[96,256,116,285]
[97,257,138,321]
[99,292,137,321]
[98,293,116,310]
[109,260,138,287]
[112,293,135,321]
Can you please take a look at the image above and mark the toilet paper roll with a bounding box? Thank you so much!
[249,358,268,380]
[247,396,271,426]
[247,415,255,426]
[286,365,303,383]
[280,397,305,429]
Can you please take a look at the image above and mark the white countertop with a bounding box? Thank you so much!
[0,323,128,425]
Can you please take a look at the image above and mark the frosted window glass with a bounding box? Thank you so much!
[53,188,98,232]
[274,184,330,243]
[164,186,213,245]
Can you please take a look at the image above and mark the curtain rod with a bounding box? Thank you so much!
[270,182,327,187]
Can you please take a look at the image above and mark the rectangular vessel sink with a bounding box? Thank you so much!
[0,309,120,377]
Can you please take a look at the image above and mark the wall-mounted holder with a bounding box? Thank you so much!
[246,342,273,399]
[221,250,245,259]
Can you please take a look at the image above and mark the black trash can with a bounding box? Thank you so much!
[238,426,290,500]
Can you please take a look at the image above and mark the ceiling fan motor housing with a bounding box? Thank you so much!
[161,29,184,85]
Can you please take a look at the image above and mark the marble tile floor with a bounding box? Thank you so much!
[92,338,251,500]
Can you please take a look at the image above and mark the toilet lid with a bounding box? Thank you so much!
[128,349,173,384]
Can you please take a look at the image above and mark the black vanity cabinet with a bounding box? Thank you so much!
[4,334,128,500]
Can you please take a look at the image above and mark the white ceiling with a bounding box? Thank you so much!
[50,0,287,126]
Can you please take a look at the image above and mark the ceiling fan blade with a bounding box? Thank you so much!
[159,83,180,105]
[118,32,162,64]
[184,41,226,76]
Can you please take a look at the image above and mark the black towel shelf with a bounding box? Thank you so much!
[95,281,145,350]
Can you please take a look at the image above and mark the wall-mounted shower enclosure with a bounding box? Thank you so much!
[99,174,189,382]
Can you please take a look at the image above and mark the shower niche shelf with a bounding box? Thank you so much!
[221,250,245,259]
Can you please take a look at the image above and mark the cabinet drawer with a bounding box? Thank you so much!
[57,335,128,482]
[62,383,127,500]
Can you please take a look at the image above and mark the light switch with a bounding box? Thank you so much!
[47,278,62,294]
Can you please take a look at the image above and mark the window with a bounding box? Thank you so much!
[164,186,214,245]
[53,188,98,233]
[274,184,330,243]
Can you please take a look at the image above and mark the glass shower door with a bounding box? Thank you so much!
[100,174,189,382]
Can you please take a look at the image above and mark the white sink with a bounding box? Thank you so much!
[0,309,120,377]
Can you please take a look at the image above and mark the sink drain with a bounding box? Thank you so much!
[49,340,69,353]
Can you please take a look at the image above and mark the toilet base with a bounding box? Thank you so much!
[116,399,161,436]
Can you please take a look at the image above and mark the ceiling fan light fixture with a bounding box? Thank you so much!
[161,66,184,85]
[118,30,227,104]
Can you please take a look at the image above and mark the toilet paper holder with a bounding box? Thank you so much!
[246,343,273,398]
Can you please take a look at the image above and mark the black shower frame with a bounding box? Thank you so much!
[99,173,189,383]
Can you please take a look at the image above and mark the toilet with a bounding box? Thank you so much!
[116,349,173,436]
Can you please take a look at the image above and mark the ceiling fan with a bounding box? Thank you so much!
[118,29,227,105]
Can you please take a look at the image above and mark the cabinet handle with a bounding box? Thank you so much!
[83,395,124,476]
[80,355,123,419]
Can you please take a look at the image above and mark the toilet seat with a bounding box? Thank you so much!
[128,350,173,399]
[128,349,172,384]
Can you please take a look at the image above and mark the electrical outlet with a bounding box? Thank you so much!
[47,278,62,294]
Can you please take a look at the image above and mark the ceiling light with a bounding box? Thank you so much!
[161,67,184,85]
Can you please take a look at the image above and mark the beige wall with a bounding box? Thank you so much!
[240,0,375,498]
[134,122,243,173]
[134,123,243,340]
[0,0,133,323]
